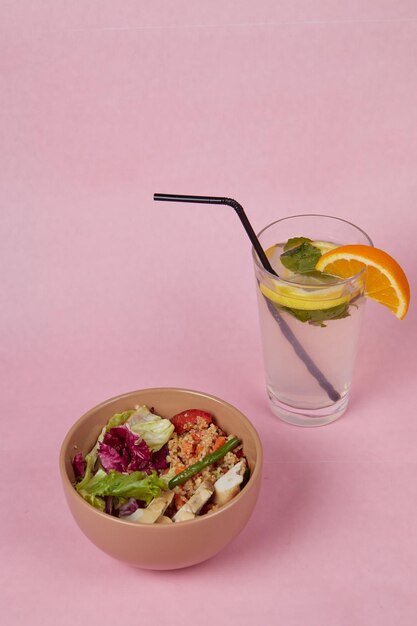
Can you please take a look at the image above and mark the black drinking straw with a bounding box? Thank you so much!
[153,193,340,403]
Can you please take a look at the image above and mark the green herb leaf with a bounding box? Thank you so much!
[281,301,351,327]
[283,236,312,251]
[280,241,322,273]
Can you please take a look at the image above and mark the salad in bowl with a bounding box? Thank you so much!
[72,405,249,524]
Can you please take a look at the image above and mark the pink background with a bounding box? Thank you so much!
[2,2,417,624]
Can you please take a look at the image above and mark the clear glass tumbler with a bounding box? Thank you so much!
[252,215,372,427]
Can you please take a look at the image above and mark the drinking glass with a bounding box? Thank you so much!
[252,215,372,427]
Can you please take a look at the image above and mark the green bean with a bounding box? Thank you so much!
[168,436,241,489]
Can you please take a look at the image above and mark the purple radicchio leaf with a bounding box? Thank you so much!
[72,452,86,480]
[127,438,153,471]
[98,426,152,473]
[151,444,169,471]
[118,498,140,517]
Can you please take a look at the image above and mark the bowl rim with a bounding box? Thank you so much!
[59,387,263,528]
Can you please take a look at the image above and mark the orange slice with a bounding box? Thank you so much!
[315,245,410,319]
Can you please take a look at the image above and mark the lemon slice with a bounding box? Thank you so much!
[261,240,347,309]
[260,282,350,310]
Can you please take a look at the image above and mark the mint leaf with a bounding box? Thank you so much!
[280,241,322,273]
[283,237,312,251]
[281,301,350,327]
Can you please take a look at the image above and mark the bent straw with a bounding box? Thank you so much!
[154,193,276,275]
[153,193,340,402]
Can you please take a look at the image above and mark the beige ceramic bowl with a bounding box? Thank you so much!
[59,387,263,570]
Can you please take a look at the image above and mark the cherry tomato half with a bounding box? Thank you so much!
[170,409,213,434]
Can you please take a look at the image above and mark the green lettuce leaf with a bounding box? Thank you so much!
[75,436,103,492]
[158,466,176,489]
[106,410,135,431]
[76,491,106,511]
[82,469,165,505]
[127,406,174,452]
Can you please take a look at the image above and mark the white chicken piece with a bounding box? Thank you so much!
[172,480,214,523]
[213,460,246,506]
[156,515,173,524]
[123,491,174,524]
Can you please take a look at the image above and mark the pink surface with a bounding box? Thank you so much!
[2,2,417,624]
